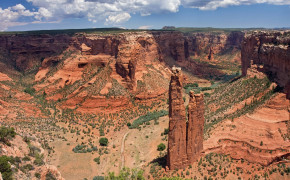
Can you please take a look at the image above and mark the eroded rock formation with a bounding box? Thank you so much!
[241,31,290,97]
[0,30,242,113]
[167,67,205,170]
[187,92,205,163]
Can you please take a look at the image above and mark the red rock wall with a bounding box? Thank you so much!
[152,31,244,63]
[0,34,72,71]
[241,31,290,99]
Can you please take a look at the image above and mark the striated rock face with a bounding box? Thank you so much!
[0,30,243,113]
[187,92,205,163]
[152,31,244,63]
[167,68,205,170]
[241,31,290,98]
[167,67,188,169]
[0,34,72,71]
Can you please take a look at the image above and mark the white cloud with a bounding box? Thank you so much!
[0,4,36,31]
[106,13,131,24]
[1,0,290,30]
[182,0,290,10]
[138,25,153,29]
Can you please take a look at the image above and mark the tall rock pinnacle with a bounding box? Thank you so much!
[167,66,188,170]
[167,67,205,170]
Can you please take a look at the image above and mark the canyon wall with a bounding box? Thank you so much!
[167,67,205,170]
[241,31,290,99]
[0,30,243,113]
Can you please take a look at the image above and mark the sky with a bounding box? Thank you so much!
[0,0,290,31]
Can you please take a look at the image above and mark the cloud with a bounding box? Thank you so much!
[105,13,131,24]
[138,25,153,29]
[0,4,36,31]
[182,0,290,10]
[1,0,290,30]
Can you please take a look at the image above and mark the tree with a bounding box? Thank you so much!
[157,143,166,151]
[99,137,108,146]
[0,156,13,180]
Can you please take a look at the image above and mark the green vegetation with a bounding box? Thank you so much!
[93,176,105,180]
[0,126,16,146]
[99,138,109,146]
[72,144,98,153]
[24,86,36,95]
[46,172,57,180]
[0,156,13,180]
[106,167,145,180]
[204,77,275,134]
[157,143,166,151]
[94,157,101,164]
[129,110,168,129]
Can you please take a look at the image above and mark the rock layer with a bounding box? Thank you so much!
[167,68,205,170]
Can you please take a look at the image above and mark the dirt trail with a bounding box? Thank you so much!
[120,131,129,170]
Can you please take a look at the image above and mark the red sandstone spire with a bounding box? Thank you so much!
[167,67,205,170]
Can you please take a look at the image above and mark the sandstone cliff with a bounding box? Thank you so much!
[167,68,205,170]
[0,30,243,113]
[241,31,290,99]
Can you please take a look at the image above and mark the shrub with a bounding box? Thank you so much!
[260,141,263,146]
[46,172,57,180]
[24,87,36,95]
[0,126,16,145]
[99,138,108,146]
[93,176,104,180]
[22,156,31,161]
[0,156,13,180]
[33,153,44,166]
[157,143,166,151]
[35,172,41,178]
[163,128,169,135]
[94,157,100,164]
[23,164,34,171]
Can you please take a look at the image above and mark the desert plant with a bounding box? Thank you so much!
[99,138,108,146]
[0,156,13,180]
[0,126,16,145]
[157,143,166,151]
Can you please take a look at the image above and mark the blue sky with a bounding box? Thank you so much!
[0,0,290,31]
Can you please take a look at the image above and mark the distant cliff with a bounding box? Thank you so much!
[0,30,243,112]
[241,31,290,99]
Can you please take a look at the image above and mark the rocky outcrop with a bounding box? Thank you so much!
[241,31,290,98]
[167,67,188,169]
[187,92,205,163]
[167,67,205,170]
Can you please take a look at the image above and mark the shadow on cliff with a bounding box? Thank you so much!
[150,31,242,82]
[150,155,167,168]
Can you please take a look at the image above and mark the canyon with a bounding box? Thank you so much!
[0,28,289,179]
